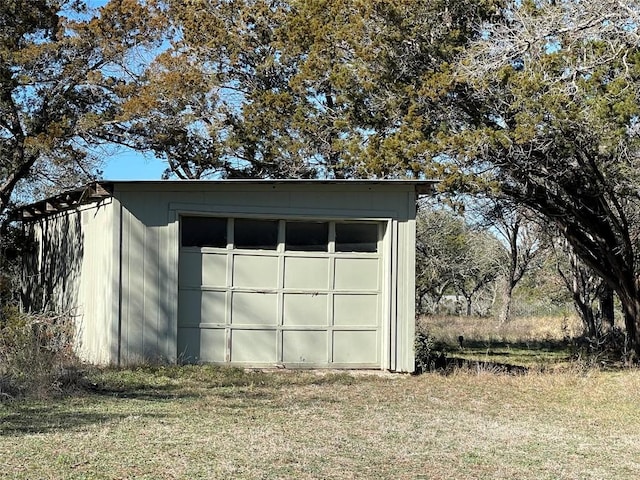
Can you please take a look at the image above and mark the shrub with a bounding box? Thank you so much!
[415,332,446,373]
[570,327,636,369]
[0,308,82,400]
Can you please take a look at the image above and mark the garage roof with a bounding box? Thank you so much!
[12,179,438,221]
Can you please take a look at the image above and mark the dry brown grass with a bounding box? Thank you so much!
[419,314,583,345]
[0,311,81,400]
[2,366,640,479]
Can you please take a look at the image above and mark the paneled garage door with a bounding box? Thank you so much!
[177,216,384,367]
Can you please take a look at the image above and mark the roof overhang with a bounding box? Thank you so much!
[10,182,113,222]
[99,178,437,193]
[11,179,438,222]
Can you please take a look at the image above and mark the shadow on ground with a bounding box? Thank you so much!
[0,378,194,436]
[432,355,529,374]
[457,338,572,353]
[0,402,160,436]
[417,338,576,375]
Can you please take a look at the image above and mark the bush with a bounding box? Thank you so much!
[0,308,83,400]
[415,332,447,373]
[570,327,636,369]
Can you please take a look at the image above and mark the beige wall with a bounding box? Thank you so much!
[24,199,116,364]
[114,182,417,371]
[24,182,419,371]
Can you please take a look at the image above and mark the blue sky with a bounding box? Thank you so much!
[83,0,167,180]
[100,148,167,180]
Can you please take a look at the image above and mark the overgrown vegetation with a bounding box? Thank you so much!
[0,308,83,400]
[416,313,636,373]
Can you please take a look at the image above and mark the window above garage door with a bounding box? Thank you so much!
[181,217,380,253]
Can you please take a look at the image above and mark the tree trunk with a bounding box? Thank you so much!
[618,285,640,360]
[499,281,515,324]
[573,293,598,338]
[623,307,640,360]
[599,286,615,329]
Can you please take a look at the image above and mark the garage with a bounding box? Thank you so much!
[178,217,384,367]
[18,180,432,372]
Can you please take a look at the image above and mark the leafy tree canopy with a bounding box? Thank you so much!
[110,0,500,179]
[453,0,640,354]
[0,0,167,221]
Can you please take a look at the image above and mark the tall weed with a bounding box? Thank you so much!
[0,308,82,399]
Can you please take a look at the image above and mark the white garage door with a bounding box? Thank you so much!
[177,216,384,367]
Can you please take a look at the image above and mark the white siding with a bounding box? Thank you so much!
[76,202,117,363]
[118,193,176,363]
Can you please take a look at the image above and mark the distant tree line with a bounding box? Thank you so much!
[416,201,615,341]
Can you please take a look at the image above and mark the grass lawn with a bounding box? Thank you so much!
[2,364,640,479]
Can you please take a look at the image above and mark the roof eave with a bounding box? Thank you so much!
[10,178,438,222]
[10,181,113,222]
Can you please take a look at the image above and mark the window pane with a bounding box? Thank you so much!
[335,223,378,252]
[182,216,227,248]
[234,219,278,250]
[286,222,328,252]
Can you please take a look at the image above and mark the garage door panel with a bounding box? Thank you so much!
[334,294,378,326]
[179,252,203,287]
[231,330,277,362]
[334,258,378,290]
[333,330,378,364]
[178,290,226,326]
[202,254,227,286]
[200,291,226,323]
[180,252,227,287]
[283,330,327,363]
[284,257,329,290]
[177,327,226,363]
[231,292,277,325]
[233,255,278,288]
[283,293,328,326]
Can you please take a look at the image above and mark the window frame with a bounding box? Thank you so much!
[180,216,381,254]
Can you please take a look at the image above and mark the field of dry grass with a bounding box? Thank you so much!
[2,314,639,479]
[418,314,588,368]
[419,314,584,345]
[2,363,640,479]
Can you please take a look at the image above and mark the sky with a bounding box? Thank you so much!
[100,148,167,180]
[83,0,168,180]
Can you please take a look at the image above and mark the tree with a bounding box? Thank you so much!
[452,0,640,356]
[477,202,548,323]
[415,206,468,314]
[110,0,501,179]
[415,204,505,316]
[0,0,167,224]
[453,228,505,317]
[554,238,608,339]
